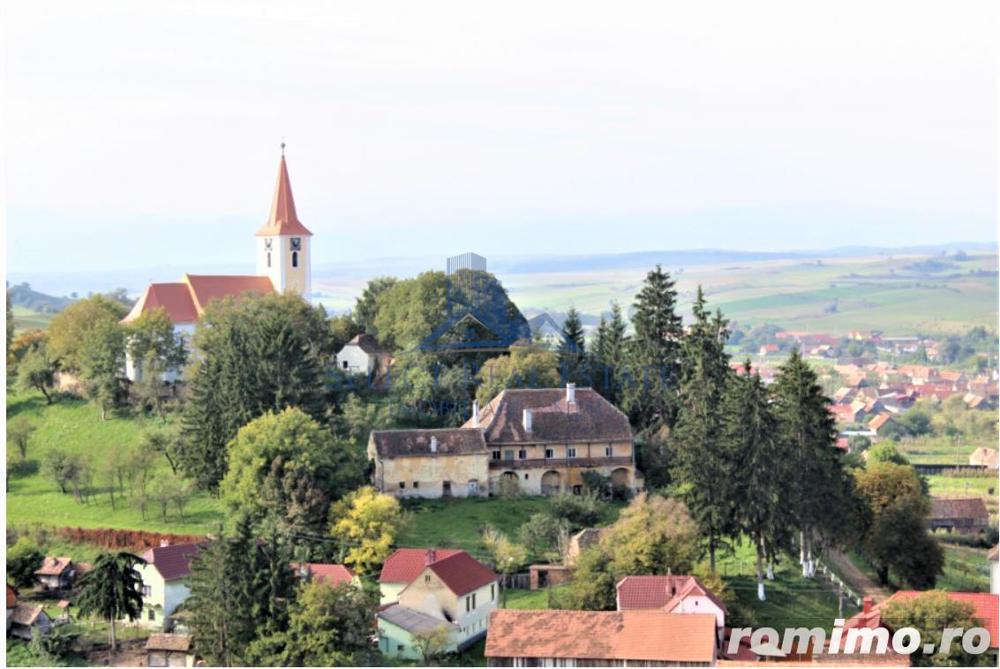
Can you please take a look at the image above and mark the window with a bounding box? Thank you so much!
[266,252,271,268]
[491,584,496,600]
[142,585,151,596]
[399,481,406,489]
[413,481,420,488]
[605,446,613,457]
[397,645,404,652]
[544,448,554,458]
[503,450,514,461]
[425,575,431,584]
[524,473,529,479]
[147,609,155,621]
[342,360,349,369]
[518,449,527,459]
[491,450,501,461]
[567,447,577,458]
[292,251,299,267]
[465,596,471,612]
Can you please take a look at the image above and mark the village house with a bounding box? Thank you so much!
[376,548,498,660]
[34,556,75,591]
[485,609,718,667]
[8,603,53,641]
[369,384,640,498]
[846,592,998,659]
[616,575,726,627]
[122,149,313,382]
[145,633,196,667]
[969,447,999,470]
[929,497,990,534]
[867,413,896,437]
[136,542,201,630]
[335,334,391,377]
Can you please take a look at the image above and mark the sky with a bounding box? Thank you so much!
[3,1,998,276]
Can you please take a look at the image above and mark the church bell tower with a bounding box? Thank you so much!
[256,145,313,295]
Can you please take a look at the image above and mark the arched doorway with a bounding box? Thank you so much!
[541,470,561,496]
[610,468,630,488]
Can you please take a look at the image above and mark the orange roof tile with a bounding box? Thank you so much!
[846,591,998,649]
[183,274,275,314]
[485,609,716,663]
[255,154,313,237]
[122,283,199,324]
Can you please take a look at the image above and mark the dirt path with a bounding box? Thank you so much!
[825,548,889,602]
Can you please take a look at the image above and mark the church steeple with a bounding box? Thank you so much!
[255,145,313,296]
[256,147,313,237]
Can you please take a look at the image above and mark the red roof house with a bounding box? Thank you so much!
[293,562,356,587]
[846,592,998,650]
[616,575,727,629]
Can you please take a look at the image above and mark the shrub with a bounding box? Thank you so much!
[548,490,603,529]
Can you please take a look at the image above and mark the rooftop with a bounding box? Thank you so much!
[485,609,716,663]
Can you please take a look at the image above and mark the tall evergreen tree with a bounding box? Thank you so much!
[181,294,330,491]
[557,308,587,384]
[187,516,296,666]
[591,302,628,404]
[771,350,856,577]
[622,265,684,429]
[76,552,145,651]
[724,362,793,600]
[671,287,735,571]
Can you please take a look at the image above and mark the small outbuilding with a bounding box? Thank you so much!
[145,633,195,667]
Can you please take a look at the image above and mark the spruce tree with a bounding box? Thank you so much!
[771,350,856,577]
[591,302,628,404]
[557,308,587,384]
[724,362,793,600]
[623,265,684,429]
[671,286,735,571]
[181,294,330,491]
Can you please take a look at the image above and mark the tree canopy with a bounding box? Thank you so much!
[47,294,129,372]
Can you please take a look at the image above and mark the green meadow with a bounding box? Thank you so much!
[5,390,223,535]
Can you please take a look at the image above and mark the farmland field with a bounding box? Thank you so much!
[314,251,998,336]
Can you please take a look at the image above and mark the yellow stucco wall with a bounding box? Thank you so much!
[373,451,489,498]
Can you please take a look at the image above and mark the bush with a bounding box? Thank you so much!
[519,513,569,562]
[496,475,522,499]
[7,536,44,588]
[548,491,603,529]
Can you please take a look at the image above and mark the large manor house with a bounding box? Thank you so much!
[122,150,639,498]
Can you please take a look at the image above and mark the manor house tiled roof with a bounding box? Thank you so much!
[465,387,632,444]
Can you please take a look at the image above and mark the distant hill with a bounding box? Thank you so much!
[6,282,75,314]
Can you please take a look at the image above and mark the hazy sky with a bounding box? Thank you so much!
[4,1,998,275]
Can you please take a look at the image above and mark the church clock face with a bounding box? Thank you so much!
[264,238,273,250]
[290,237,302,251]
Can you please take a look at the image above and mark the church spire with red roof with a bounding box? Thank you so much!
[256,144,313,237]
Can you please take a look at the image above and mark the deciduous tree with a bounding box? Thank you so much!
[329,487,403,575]
[47,295,128,372]
[17,344,57,403]
[475,346,560,404]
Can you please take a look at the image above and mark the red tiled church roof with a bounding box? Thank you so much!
[255,154,313,237]
[183,274,275,314]
[122,283,199,324]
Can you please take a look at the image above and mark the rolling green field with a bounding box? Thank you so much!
[5,390,223,534]
[11,305,55,333]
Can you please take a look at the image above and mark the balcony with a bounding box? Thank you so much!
[488,456,633,470]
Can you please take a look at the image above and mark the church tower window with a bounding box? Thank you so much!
[292,251,299,268]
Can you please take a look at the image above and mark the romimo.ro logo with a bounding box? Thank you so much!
[728,619,993,657]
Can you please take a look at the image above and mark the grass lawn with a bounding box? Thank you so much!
[898,435,999,465]
[937,544,991,592]
[11,305,55,333]
[502,585,571,610]
[6,390,223,535]
[396,496,622,557]
[716,539,858,631]
[925,474,998,498]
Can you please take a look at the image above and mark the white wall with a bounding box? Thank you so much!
[336,345,374,375]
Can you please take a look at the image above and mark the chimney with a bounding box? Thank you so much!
[862,596,873,615]
[566,382,576,404]
[472,400,480,427]
[523,409,533,433]
[430,436,438,453]
[425,549,437,565]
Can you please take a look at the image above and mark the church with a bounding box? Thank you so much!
[122,149,313,381]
